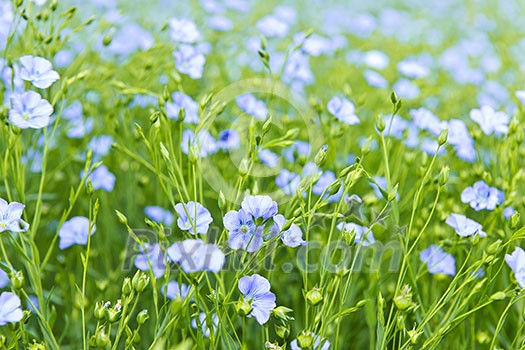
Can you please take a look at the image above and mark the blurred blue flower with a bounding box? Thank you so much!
[174,201,212,234]
[259,149,279,168]
[107,23,153,56]
[364,70,388,89]
[169,18,201,43]
[18,55,59,89]
[181,129,217,157]
[207,16,233,32]
[86,165,116,192]
[505,247,525,288]
[134,243,166,278]
[145,206,174,226]
[173,44,205,79]
[461,181,503,211]
[217,129,240,150]
[420,245,456,276]
[166,92,199,124]
[516,90,525,105]
[337,222,375,246]
[384,114,409,139]
[241,195,278,221]
[88,135,113,160]
[470,106,509,136]
[393,79,420,100]
[223,209,262,252]
[275,170,301,196]
[0,292,23,326]
[283,141,311,162]
[162,281,190,300]
[0,198,29,233]
[503,206,516,219]
[397,59,429,79]
[256,15,289,38]
[238,274,276,325]
[191,312,218,338]
[236,94,268,120]
[0,269,8,289]
[271,214,306,248]
[409,108,446,137]
[9,91,53,129]
[445,213,486,237]
[167,239,225,273]
[58,216,96,250]
[327,96,359,125]
[362,50,389,69]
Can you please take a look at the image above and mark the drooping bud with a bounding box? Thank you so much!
[136,309,150,325]
[305,288,323,306]
[314,145,328,166]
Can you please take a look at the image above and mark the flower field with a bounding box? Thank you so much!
[1,0,525,349]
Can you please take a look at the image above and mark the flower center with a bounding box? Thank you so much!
[22,112,31,120]
[240,224,250,235]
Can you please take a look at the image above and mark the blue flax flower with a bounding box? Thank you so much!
[271,214,306,248]
[461,180,503,211]
[470,106,509,136]
[144,206,174,226]
[58,216,95,250]
[445,213,486,237]
[167,239,225,273]
[173,44,205,79]
[9,91,53,129]
[420,245,456,276]
[0,292,23,326]
[327,96,359,125]
[238,274,276,325]
[505,247,525,288]
[236,94,268,120]
[166,92,199,124]
[290,334,331,350]
[18,55,59,89]
[241,195,278,221]
[169,18,201,43]
[86,165,116,192]
[134,243,167,278]
[337,222,375,246]
[162,281,190,300]
[0,198,29,233]
[223,209,263,252]
[174,201,212,234]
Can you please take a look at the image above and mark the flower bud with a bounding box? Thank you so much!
[235,298,253,317]
[94,301,106,320]
[218,191,226,210]
[328,181,341,196]
[438,165,449,186]
[28,341,46,350]
[485,240,502,255]
[262,116,272,134]
[297,330,314,348]
[408,329,422,344]
[115,210,128,225]
[314,145,328,166]
[96,329,109,347]
[239,159,249,177]
[361,137,372,155]
[272,306,294,322]
[274,325,289,339]
[136,309,149,325]
[375,114,385,133]
[390,91,398,105]
[387,184,398,202]
[122,277,132,297]
[11,271,24,289]
[393,285,414,311]
[490,291,507,301]
[438,129,448,146]
[132,271,150,293]
[305,288,323,306]
[511,212,520,229]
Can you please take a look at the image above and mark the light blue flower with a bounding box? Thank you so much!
[504,206,516,220]
[169,18,201,43]
[516,90,525,105]
[166,92,199,124]
[397,59,429,79]
[174,201,212,234]
[88,135,113,160]
[271,214,306,248]
[58,216,96,250]
[337,222,375,246]
[162,281,190,300]
[223,209,262,252]
[173,44,205,79]
[505,247,525,288]
[9,91,53,129]
[259,149,279,168]
[470,106,509,136]
[0,270,9,289]
[241,195,278,221]
[18,55,59,89]
[364,70,388,88]
[409,108,446,137]
[420,245,456,276]
[238,274,276,325]
[327,96,359,125]
[393,79,420,100]
[217,129,240,150]
[445,213,486,238]
[207,16,233,32]
[107,23,153,56]
[256,15,289,38]
[191,312,218,338]
[283,141,311,162]
[0,292,23,326]
[181,129,217,157]
[134,243,166,278]
[0,198,29,233]
[275,170,301,196]
[86,165,116,192]
[461,181,503,211]
[144,206,174,226]
[167,239,225,273]
[236,94,268,120]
